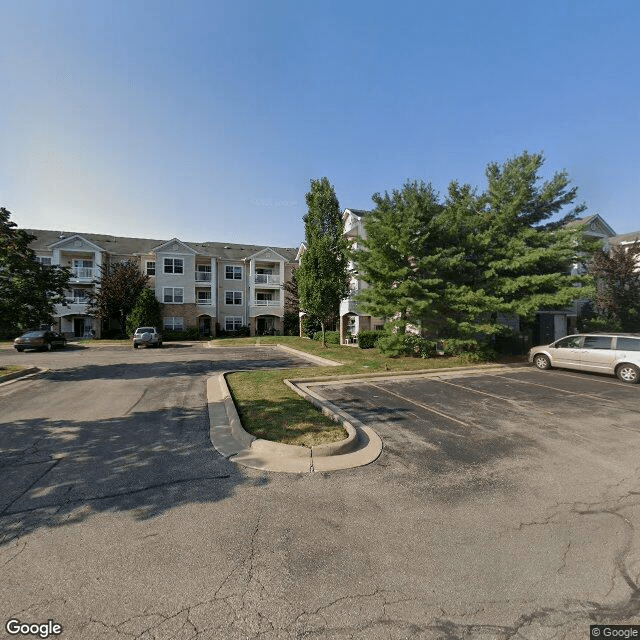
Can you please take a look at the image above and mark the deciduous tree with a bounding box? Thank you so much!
[296,178,350,346]
[589,239,640,331]
[0,207,70,337]
[87,260,149,336]
[126,287,162,336]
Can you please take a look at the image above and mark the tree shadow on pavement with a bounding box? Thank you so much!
[0,404,249,546]
[43,357,312,382]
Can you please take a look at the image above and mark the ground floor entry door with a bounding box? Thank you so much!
[74,318,85,338]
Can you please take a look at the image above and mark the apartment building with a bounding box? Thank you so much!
[338,208,385,344]
[25,230,297,338]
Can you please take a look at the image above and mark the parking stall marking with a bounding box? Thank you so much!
[491,373,621,403]
[366,382,493,431]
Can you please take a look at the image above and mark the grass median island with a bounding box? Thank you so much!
[0,364,27,378]
[218,336,488,447]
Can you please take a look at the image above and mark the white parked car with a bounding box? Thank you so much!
[132,327,162,349]
[528,333,640,383]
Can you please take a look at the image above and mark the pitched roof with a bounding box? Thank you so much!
[565,214,616,237]
[609,231,640,245]
[23,229,299,262]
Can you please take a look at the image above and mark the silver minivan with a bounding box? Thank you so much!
[528,333,640,383]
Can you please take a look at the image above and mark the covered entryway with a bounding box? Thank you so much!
[198,315,213,338]
[256,315,279,336]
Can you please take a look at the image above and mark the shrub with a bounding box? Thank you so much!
[163,327,201,340]
[283,311,300,336]
[301,316,321,338]
[376,332,409,357]
[357,329,382,349]
[312,330,340,344]
[216,325,251,338]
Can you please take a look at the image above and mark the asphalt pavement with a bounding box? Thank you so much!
[1,344,639,639]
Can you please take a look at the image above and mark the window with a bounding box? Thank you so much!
[163,258,184,274]
[146,261,156,276]
[197,291,212,304]
[72,289,87,301]
[164,317,184,331]
[617,337,640,352]
[583,336,612,350]
[225,265,242,280]
[163,287,184,303]
[256,292,273,301]
[555,336,583,349]
[225,291,242,305]
[36,256,52,266]
[225,316,243,331]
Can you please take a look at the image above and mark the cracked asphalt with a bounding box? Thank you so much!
[1,345,640,639]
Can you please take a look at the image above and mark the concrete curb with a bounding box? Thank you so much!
[275,344,342,367]
[0,367,40,384]
[206,341,343,367]
[207,371,382,473]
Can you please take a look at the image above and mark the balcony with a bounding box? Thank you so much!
[70,267,94,280]
[254,274,281,285]
[195,272,212,282]
[340,298,360,315]
[250,298,283,317]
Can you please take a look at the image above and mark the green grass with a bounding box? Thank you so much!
[218,336,508,447]
[0,365,27,378]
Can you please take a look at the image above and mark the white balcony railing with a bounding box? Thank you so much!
[254,299,281,306]
[67,297,88,305]
[195,272,212,282]
[71,268,94,279]
[254,274,281,284]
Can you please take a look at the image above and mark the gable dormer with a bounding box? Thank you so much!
[49,234,105,253]
[151,238,198,255]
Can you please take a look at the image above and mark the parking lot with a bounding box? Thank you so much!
[2,347,640,638]
[312,366,640,465]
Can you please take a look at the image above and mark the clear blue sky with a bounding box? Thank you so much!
[1,0,639,248]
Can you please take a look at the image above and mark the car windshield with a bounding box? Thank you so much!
[21,331,45,338]
[136,328,155,333]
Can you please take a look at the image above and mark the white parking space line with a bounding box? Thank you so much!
[367,382,474,429]
[547,369,635,388]
[429,377,513,401]
[492,374,617,402]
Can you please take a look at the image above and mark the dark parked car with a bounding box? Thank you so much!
[14,330,67,352]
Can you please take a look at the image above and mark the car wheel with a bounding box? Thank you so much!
[533,354,551,370]
[133,343,139,349]
[46,342,53,352]
[15,347,24,353]
[616,363,640,384]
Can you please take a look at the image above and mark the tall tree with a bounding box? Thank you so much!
[296,178,350,345]
[589,239,640,331]
[354,152,593,340]
[0,207,70,337]
[126,286,163,336]
[439,152,593,337]
[87,260,149,336]
[353,181,447,334]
